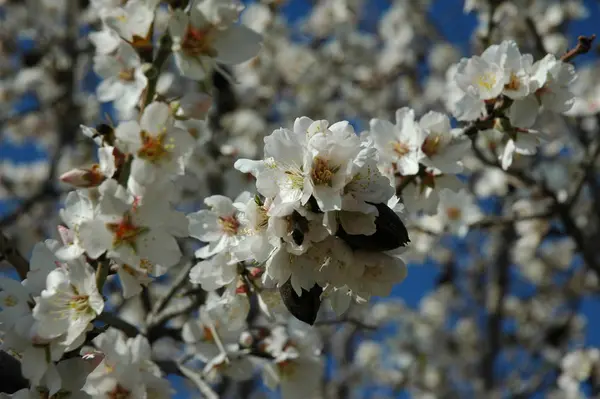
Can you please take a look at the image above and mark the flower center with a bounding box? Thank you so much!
[446,207,462,221]
[107,213,149,251]
[284,170,304,190]
[504,72,521,91]
[118,68,136,82]
[422,135,442,157]
[108,385,131,399]
[182,25,217,57]
[137,131,174,163]
[2,294,18,307]
[392,141,410,157]
[255,206,269,231]
[311,157,338,186]
[219,216,240,236]
[476,72,497,91]
[69,288,95,318]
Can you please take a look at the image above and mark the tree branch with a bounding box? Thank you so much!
[0,231,29,280]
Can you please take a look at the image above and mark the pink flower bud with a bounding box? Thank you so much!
[60,165,105,188]
[248,267,263,279]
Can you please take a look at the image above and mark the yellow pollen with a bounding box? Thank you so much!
[392,141,410,157]
[69,295,94,318]
[137,131,174,163]
[422,135,442,157]
[118,68,136,82]
[3,295,18,307]
[219,216,240,236]
[256,207,269,231]
[311,157,337,186]
[284,170,304,189]
[505,72,521,91]
[476,73,497,91]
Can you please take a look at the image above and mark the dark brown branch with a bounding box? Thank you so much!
[0,231,29,280]
[96,312,140,338]
[150,261,194,316]
[561,34,596,63]
[482,224,515,390]
[524,16,548,56]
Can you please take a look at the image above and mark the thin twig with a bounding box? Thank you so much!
[561,34,596,63]
[143,34,172,107]
[482,224,515,390]
[150,261,194,318]
[178,363,219,399]
[567,140,600,208]
[95,257,110,292]
[524,16,547,56]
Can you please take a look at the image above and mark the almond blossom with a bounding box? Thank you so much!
[369,107,423,175]
[188,192,251,259]
[75,179,186,269]
[93,41,147,118]
[115,101,195,186]
[169,5,262,80]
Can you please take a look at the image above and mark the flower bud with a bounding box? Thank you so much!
[248,266,263,279]
[59,165,105,188]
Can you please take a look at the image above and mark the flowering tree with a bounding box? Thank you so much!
[1,0,599,397]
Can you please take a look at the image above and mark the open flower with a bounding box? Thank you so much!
[436,189,482,237]
[32,261,104,346]
[418,111,470,174]
[83,330,171,399]
[302,122,362,211]
[115,101,194,185]
[370,107,423,175]
[76,179,185,269]
[188,192,251,259]
[169,6,262,80]
[93,41,147,118]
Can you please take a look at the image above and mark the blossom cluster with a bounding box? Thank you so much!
[450,40,576,170]
[187,116,409,321]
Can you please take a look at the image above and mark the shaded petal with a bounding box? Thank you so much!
[141,101,170,134]
[214,25,262,65]
[137,230,181,267]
